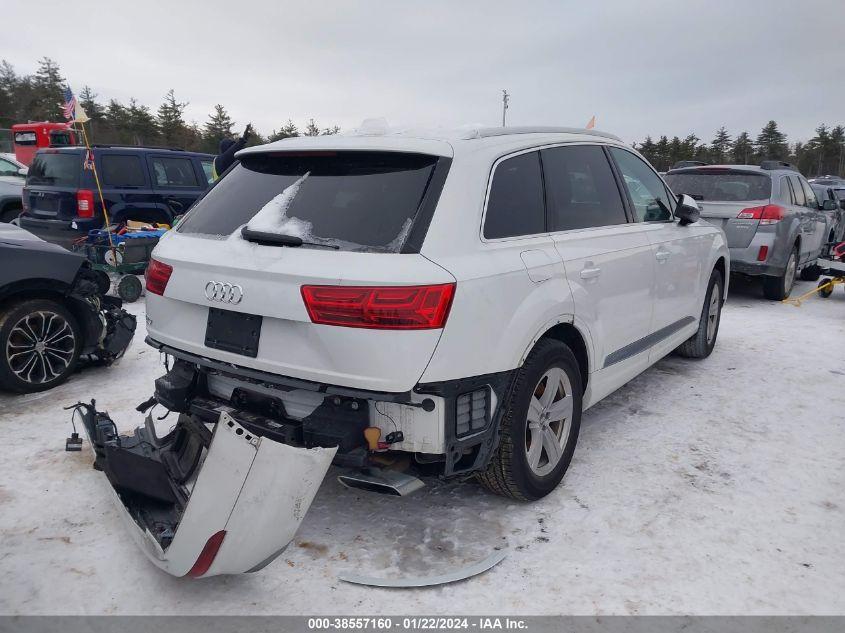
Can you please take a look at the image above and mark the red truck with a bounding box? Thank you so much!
[11,122,78,166]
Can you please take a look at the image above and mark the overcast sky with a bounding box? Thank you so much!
[3,0,844,144]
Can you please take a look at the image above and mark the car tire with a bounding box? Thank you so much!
[762,246,798,301]
[478,339,582,501]
[800,264,822,282]
[117,275,143,302]
[675,268,723,359]
[0,299,82,393]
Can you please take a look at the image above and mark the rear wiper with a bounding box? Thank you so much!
[240,226,339,249]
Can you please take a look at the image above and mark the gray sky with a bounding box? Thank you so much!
[3,0,844,144]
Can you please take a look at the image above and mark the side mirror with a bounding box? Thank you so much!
[822,199,837,211]
[675,194,700,226]
[17,167,28,177]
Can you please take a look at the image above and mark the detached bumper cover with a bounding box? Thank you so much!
[78,404,335,577]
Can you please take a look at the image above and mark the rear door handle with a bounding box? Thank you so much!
[580,266,602,280]
[655,249,671,263]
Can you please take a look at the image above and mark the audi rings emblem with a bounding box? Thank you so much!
[204,281,244,304]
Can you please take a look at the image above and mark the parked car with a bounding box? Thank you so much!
[18,145,214,249]
[810,182,845,244]
[0,223,136,393]
[0,176,24,223]
[0,152,28,177]
[665,161,831,299]
[79,126,729,577]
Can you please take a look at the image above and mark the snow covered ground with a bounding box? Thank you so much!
[1,277,843,616]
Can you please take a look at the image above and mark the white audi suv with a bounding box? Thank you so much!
[81,126,729,576]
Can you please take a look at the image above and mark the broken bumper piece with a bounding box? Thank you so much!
[76,403,335,577]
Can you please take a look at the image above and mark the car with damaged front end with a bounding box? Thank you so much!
[79,127,728,577]
[0,223,136,392]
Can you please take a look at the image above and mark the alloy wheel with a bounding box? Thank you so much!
[525,367,574,477]
[5,311,76,385]
[706,288,720,344]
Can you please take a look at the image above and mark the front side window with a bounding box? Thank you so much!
[101,155,145,187]
[609,148,673,222]
[483,151,545,239]
[799,178,817,208]
[201,160,214,184]
[789,175,806,206]
[0,157,20,177]
[151,157,199,187]
[541,145,627,231]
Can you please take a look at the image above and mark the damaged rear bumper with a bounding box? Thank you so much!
[76,402,335,577]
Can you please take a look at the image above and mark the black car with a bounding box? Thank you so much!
[0,224,136,393]
[18,145,214,249]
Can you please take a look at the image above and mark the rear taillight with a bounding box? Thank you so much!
[186,530,226,578]
[76,189,95,218]
[737,204,785,225]
[301,283,456,330]
[145,259,173,296]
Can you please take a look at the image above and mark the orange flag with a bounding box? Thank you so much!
[585,115,596,130]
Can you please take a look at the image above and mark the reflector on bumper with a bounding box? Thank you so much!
[77,406,336,577]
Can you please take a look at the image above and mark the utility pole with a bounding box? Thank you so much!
[502,90,509,127]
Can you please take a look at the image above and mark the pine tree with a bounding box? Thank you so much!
[304,118,321,136]
[127,98,159,145]
[732,131,753,165]
[203,104,234,145]
[269,119,300,141]
[30,57,65,121]
[654,136,670,171]
[78,85,104,120]
[710,127,731,164]
[830,125,845,177]
[157,89,189,147]
[0,60,19,127]
[637,136,657,165]
[755,120,789,161]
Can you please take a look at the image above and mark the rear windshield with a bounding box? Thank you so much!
[665,170,771,201]
[26,152,80,187]
[177,151,439,252]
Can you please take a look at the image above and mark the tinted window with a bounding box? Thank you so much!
[610,147,673,222]
[665,170,772,202]
[799,178,817,208]
[151,157,199,187]
[542,145,627,230]
[483,151,545,239]
[26,153,80,187]
[101,155,145,187]
[178,151,438,253]
[789,175,805,205]
[834,189,845,201]
[48,131,73,147]
[779,177,794,204]
[201,160,214,184]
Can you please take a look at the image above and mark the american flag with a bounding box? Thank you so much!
[61,87,77,121]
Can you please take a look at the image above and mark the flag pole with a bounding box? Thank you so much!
[77,121,115,251]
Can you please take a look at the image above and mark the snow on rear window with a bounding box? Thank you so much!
[177,151,439,253]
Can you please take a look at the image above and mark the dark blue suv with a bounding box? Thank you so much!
[19,145,214,249]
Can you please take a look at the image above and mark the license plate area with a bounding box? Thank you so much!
[205,308,262,358]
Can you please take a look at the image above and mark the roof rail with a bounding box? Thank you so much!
[760,160,798,172]
[88,143,186,151]
[463,126,622,142]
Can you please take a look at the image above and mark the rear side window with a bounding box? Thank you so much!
[542,145,627,231]
[26,153,80,187]
[151,157,199,187]
[778,177,794,204]
[483,151,545,239]
[178,151,439,253]
[101,155,145,187]
[789,175,805,206]
[665,170,772,202]
[610,147,673,222]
